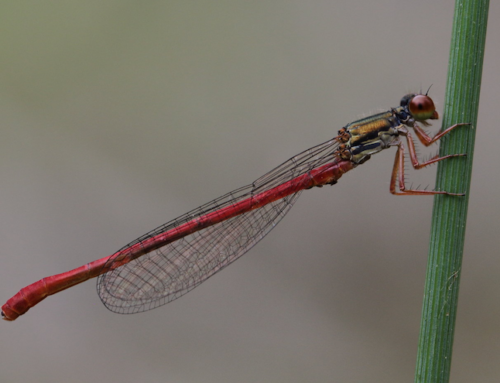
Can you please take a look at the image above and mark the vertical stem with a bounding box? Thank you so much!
[414,1,489,382]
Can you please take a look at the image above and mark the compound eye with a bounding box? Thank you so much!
[408,95,438,121]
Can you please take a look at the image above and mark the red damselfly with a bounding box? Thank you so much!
[2,92,469,321]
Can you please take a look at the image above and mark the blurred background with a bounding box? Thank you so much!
[1,2,498,382]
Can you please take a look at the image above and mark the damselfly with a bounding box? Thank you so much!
[2,92,469,321]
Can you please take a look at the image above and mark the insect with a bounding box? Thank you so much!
[1,92,468,321]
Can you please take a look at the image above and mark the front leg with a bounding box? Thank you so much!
[412,122,470,147]
[398,125,467,170]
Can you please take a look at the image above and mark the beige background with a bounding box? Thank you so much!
[1,2,499,382]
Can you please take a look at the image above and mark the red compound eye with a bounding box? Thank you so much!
[408,95,439,121]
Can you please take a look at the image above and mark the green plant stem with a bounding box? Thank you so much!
[414,1,489,382]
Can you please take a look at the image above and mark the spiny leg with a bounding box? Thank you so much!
[389,142,465,196]
[412,122,470,147]
[402,130,466,170]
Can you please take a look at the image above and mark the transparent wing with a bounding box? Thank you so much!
[97,137,339,314]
